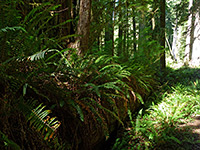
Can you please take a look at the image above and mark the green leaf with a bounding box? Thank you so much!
[95,55,108,64]
[136,93,144,104]
[85,83,101,97]
[28,50,48,61]
[136,109,143,133]
[23,83,28,96]
[76,105,84,122]
[167,136,181,144]
[99,64,122,72]
[0,26,27,33]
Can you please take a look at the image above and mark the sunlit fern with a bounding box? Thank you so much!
[18,99,61,142]
[27,103,61,141]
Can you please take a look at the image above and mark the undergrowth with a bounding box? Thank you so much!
[112,67,200,150]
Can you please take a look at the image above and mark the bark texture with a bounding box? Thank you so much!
[160,0,166,70]
[75,0,91,55]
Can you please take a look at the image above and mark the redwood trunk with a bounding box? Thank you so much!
[76,0,91,55]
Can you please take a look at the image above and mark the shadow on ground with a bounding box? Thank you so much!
[158,116,200,150]
[157,67,200,150]
[164,67,200,88]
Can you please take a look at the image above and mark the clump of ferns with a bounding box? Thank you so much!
[14,49,153,142]
[0,74,62,148]
[20,99,61,143]
[68,54,150,138]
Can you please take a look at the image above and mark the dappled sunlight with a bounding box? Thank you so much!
[112,66,200,149]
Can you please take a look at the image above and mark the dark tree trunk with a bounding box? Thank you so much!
[59,0,73,39]
[123,4,128,59]
[132,9,136,52]
[105,1,114,56]
[160,0,166,70]
[118,0,122,56]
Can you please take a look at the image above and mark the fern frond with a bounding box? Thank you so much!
[26,103,61,141]
[23,2,51,24]
[100,82,122,92]
[86,97,124,127]
[99,64,122,72]
[69,99,84,122]
[76,98,109,136]
[0,26,27,33]
[27,49,48,61]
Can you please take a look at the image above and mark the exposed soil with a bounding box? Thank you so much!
[184,115,200,135]
[177,115,200,150]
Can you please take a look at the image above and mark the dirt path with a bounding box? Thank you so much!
[185,115,200,135]
[178,115,200,150]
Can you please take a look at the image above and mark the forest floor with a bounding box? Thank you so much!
[112,66,200,150]
[156,66,200,150]
[178,115,200,150]
[157,66,200,150]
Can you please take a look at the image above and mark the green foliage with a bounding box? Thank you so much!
[0,0,171,149]
[0,131,21,150]
[112,67,200,149]
[0,0,74,63]
[27,103,61,141]
[0,26,27,33]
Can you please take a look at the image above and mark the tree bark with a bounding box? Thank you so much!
[73,0,91,56]
[59,0,73,38]
[132,8,137,52]
[105,1,114,56]
[160,0,166,70]
[192,1,200,64]
[171,14,178,61]
[117,0,122,56]
[185,0,195,63]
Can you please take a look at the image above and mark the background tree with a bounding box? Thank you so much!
[160,0,166,70]
[70,0,91,55]
[105,0,114,56]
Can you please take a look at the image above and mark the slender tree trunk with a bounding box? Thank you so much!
[138,12,146,51]
[171,14,178,61]
[160,0,166,70]
[132,9,136,52]
[189,9,195,61]
[190,0,200,65]
[123,1,129,59]
[90,0,103,50]
[105,1,114,56]
[112,0,116,55]
[185,0,194,63]
[118,0,122,56]
[152,0,159,41]
[59,0,72,38]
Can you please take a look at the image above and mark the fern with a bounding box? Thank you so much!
[0,26,27,33]
[28,103,61,141]
[87,97,125,127]
[135,109,143,134]
[19,99,61,142]
[23,2,52,25]
[69,100,85,122]
[27,49,48,61]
